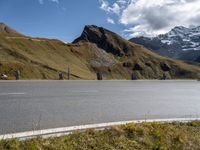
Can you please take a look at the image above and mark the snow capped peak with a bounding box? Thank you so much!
[158,26,200,51]
[129,25,200,63]
[171,26,189,34]
[162,26,189,38]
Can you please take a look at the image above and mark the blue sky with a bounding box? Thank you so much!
[0,0,200,42]
[0,0,124,42]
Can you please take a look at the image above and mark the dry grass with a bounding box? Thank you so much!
[0,36,96,80]
[1,122,200,150]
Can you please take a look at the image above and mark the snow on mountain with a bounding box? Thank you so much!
[129,26,200,63]
[159,26,200,51]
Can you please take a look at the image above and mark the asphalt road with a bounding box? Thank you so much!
[0,80,200,134]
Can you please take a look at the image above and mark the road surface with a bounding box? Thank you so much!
[0,80,200,134]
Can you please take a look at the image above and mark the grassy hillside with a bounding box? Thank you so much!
[1,122,200,150]
[0,35,96,80]
[0,23,200,80]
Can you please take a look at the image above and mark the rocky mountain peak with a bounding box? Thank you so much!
[166,26,189,37]
[73,25,105,43]
[73,25,133,56]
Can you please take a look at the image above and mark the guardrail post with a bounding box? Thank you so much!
[59,72,64,80]
[131,73,137,80]
[15,70,20,80]
[97,72,103,80]
[67,67,70,80]
[162,73,167,80]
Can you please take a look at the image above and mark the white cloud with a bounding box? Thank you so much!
[50,0,59,4]
[99,0,129,15]
[107,18,115,24]
[38,0,44,4]
[100,0,200,37]
[38,0,59,4]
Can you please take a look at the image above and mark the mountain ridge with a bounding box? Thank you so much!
[130,26,200,62]
[0,23,200,80]
[73,25,134,56]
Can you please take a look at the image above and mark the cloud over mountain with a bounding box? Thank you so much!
[99,0,200,37]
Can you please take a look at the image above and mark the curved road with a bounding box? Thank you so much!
[0,80,200,134]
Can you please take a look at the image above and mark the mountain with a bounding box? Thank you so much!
[0,23,23,36]
[0,23,200,80]
[73,25,200,79]
[130,26,200,62]
[73,25,132,56]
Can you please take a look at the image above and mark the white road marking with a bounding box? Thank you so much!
[0,118,200,140]
[0,93,26,96]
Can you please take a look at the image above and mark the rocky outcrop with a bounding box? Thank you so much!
[73,25,133,56]
[133,64,143,71]
[160,63,171,72]
[0,23,23,36]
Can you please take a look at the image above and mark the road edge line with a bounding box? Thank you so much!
[0,118,199,140]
